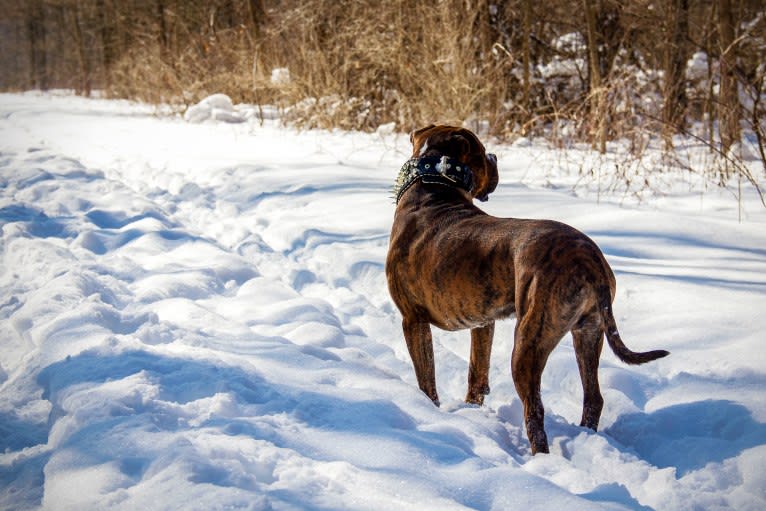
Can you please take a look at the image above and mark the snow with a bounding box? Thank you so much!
[537,57,585,80]
[685,52,709,82]
[183,94,247,124]
[1,91,766,510]
[553,32,586,54]
[270,68,291,87]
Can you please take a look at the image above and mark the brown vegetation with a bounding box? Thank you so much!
[1,0,764,188]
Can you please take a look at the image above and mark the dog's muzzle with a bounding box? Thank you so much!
[475,153,497,202]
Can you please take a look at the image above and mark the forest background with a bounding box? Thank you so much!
[1,0,764,191]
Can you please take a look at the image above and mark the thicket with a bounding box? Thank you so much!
[1,0,764,195]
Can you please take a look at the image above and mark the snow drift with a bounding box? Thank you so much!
[1,92,765,510]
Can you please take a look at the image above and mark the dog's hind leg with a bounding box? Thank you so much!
[466,322,494,405]
[512,314,559,455]
[572,314,605,431]
[403,318,440,406]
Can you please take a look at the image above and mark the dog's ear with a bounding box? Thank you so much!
[447,133,471,161]
[453,128,498,202]
[410,124,436,147]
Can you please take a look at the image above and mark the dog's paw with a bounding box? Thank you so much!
[528,429,550,455]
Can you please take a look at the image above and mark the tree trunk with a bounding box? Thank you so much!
[26,0,48,90]
[718,0,740,156]
[522,0,532,116]
[70,2,91,96]
[248,0,266,41]
[583,0,606,153]
[662,0,689,149]
[703,1,716,149]
[96,0,115,88]
[157,0,171,65]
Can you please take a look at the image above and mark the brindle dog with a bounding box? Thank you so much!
[386,125,669,455]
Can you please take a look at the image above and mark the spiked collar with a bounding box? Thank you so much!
[393,155,473,204]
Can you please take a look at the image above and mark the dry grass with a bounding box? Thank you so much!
[2,0,763,198]
[246,0,512,133]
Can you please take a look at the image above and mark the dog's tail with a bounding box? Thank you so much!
[598,286,670,365]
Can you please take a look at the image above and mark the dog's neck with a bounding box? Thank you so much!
[393,154,473,204]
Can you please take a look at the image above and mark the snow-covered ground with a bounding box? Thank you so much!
[1,92,765,510]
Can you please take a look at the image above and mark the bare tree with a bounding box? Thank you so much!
[522,0,532,114]
[26,0,48,90]
[95,0,116,88]
[248,0,266,41]
[718,0,740,155]
[662,0,689,148]
[68,1,92,96]
[583,0,607,153]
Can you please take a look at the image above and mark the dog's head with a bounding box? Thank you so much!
[409,125,499,202]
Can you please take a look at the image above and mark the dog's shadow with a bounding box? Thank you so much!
[606,398,766,476]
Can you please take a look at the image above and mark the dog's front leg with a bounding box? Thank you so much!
[402,318,440,406]
[466,322,494,405]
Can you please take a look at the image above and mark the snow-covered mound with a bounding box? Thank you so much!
[1,92,765,510]
[183,93,247,123]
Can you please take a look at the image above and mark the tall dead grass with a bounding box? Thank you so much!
[92,0,514,133]
[251,0,511,133]
[3,0,762,201]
